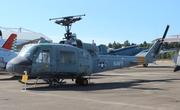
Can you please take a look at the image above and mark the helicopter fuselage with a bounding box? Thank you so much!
[6,43,146,78]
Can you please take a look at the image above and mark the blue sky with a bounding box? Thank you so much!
[1,0,180,45]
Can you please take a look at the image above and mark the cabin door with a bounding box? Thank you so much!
[31,47,53,76]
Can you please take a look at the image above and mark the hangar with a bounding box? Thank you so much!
[0,27,52,51]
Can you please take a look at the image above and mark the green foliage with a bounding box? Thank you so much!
[107,40,180,60]
[123,40,130,46]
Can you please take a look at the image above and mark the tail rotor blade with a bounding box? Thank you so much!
[162,25,170,41]
[155,25,170,54]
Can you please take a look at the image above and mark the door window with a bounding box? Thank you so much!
[60,51,75,64]
[36,50,50,63]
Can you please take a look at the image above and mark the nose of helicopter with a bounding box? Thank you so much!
[6,57,32,76]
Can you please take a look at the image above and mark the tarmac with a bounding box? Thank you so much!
[0,60,180,110]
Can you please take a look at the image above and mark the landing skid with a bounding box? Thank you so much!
[18,77,65,87]
[18,78,46,85]
[18,76,91,87]
[43,77,66,87]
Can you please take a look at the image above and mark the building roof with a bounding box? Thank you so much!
[2,31,52,42]
[0,27,52,42]
[152,38,180,43]
[0,27,53,51]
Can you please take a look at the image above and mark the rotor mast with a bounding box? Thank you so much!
[49,14,85,40]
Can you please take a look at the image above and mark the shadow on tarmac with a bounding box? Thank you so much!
[135,66,174,68]
[0,76,21,80]
[26,78,180,91]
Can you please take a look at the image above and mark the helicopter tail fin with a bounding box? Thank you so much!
[136,25,170,64]
[145,25,169,62]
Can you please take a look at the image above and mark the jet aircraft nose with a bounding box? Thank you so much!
[6,57,32,76]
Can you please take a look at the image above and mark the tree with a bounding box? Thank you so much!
[112,41,117,49]
[124,40,130,46]
[108,43,112,48]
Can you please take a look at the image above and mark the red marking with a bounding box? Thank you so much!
[2,33,17,50]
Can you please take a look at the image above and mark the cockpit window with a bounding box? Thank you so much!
[18,45,39,58]
[36,50,50,63]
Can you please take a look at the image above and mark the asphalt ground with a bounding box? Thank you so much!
[0,60,180,110]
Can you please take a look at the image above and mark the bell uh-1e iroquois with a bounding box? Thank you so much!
[6,14,170,87]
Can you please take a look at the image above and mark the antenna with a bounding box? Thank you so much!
[49,14,85,40]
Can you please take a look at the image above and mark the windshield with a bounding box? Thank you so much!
[18,45,39,58]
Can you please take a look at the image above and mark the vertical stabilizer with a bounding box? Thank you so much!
[144,25,169,62]
[2,33,17,50]
[136,25,170,64]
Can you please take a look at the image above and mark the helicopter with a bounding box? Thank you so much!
[6,14,170,87]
